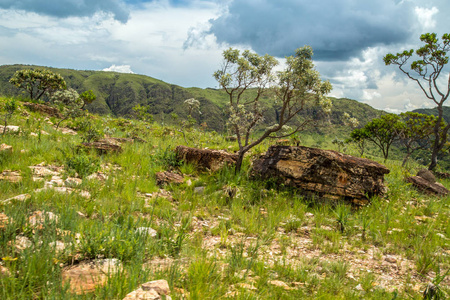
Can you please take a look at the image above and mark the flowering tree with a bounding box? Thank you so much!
[214,46,332,172]
[384,33,450,170]
[51,88,95,129]
[9,69,66,100]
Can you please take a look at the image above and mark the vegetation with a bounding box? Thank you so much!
[0,96,449,299]
[9,69,67,100]
[384,33,450,170]
[214,46,332,172]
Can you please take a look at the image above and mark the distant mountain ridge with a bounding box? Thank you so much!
[0,64,387,132]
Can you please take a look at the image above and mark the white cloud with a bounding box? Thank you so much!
[415,6,439,29]
[103,64,134,73]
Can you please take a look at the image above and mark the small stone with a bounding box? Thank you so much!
[9,235,32,251]
[123,288,160,300]
[0,143,13,153]
[0,213,10,229]
[141,279,170,295]
[136,227,157,237]
[49,241,70,253]
[269,280,292,290]
[355,283,364,291]
[385,256,397,264]
[194,186,205,194]
[2,193,30,203]
[0,125,20,133]
[0,266,11,277]
[28,211,59,227]
[0,170,22,183]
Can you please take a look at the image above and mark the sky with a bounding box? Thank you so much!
[0,0,449,113]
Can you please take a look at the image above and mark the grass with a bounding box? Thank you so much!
[0,96,449,299]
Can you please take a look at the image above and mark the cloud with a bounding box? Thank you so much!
[103,64,135,73]
[204,0,416,60]
[415,6,439,29]
[0,0,130,22]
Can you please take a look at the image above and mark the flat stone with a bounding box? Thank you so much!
[0,143,13,153]
[407,176,449,196]
[0,125,20,133]
[175,146,237,172]
[136,227,157,237]
[0,266,11,277]
[141,279,170,295]
[0,213,10,229]
[8,235,32,251]
[29,165,60,177]
[0,170,22,183]
[62,259,122,294]
[28,211,59,227]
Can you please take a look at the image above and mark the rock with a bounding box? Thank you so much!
[8,235,32,251]
[355,283,364,291]
[28,211,59,227]
[155,171,184,186]
[251,146,390,205]
[385,255,397,264]
[269,280,292,290]
[406,176,449,196]
[49,241,71,253]
[99,137,134,146]
[0,125,20,133]
[29,165,60,177]
[80,142,122,154]
[175,146,238,172]
[23,102,62,118]
[434,171,450,179]
[0,143,13,153]
[194,186,205,194]
[416,169,436,183]
[87,172,108,181]
[122,279,170,300]
[275,139,291,146]
[2,193,31,203]
[62,259,122,294]
[64,177,83,187]
[57,127,77,135]
[135,227,157,237]
[0,213,10,229]
[0,266,11,277]
[0,170,22,183]
[35,186,91,199]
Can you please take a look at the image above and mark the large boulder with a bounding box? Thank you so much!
[175,146,237,172]
[23,102,62,118]
[406,172,449,196]
[251,145,390,205]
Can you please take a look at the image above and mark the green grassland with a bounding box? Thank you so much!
[0,97,449,299]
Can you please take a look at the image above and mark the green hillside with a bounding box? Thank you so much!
[413,106,450,123]
[0,64,383,133]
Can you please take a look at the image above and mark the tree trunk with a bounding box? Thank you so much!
[235,150,246,174]
[428,107,444,171]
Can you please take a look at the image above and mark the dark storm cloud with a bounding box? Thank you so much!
[208,0,416,60]
[0,0,130,22]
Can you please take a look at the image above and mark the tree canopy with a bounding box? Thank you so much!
[9,68,67,100]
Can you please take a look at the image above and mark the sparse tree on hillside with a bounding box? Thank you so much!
[214,46,332,172]
[350,114,403,161]
[9,69,67,100]
[51,88,95,129]
[397,112,441,166]
[1,99,17,135]
[80,90,96,109]
[384,33,450,170]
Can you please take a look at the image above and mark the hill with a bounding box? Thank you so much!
[413,106,450,123]
[0,64,383,133]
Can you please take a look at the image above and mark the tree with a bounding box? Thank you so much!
[397,112,440,166]
[347,128,369,157]
[384,33,450,170]
[350,114,403,161]
[51,88,95,129]
[9,69,67,100]
[1,99,17,135]
[214,46,332,172]
[79,90,96,109]
[132,104,154,123]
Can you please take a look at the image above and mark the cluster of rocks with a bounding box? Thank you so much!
[407,169,449,196]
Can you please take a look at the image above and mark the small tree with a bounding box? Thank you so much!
[384,33,450,170]
[347,128,369,157]
[51,88,94,129]
[397,112,440,166]
[214,46,332,172]
[1,99,17,135]
[9,69,67,100]
[132,104,154,123]
[350,114,404,161]
[79,90,96,109]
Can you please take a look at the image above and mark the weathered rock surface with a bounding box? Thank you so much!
[56,127,78,135]
[0,143,13,153]
[416,169,436,183]
[0,125,20,133]
[62,259,122,294]
[406,176,449,196]
[0,170,22,183]
[80,142,122,154]
[155,171,184,186]
[123,279,171,300]
[175,146,237,172]
[0,213,10,229]
[23,102,62,118]
[2,193,31,203]
[99,137,134,146]
[251,146,390,205]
